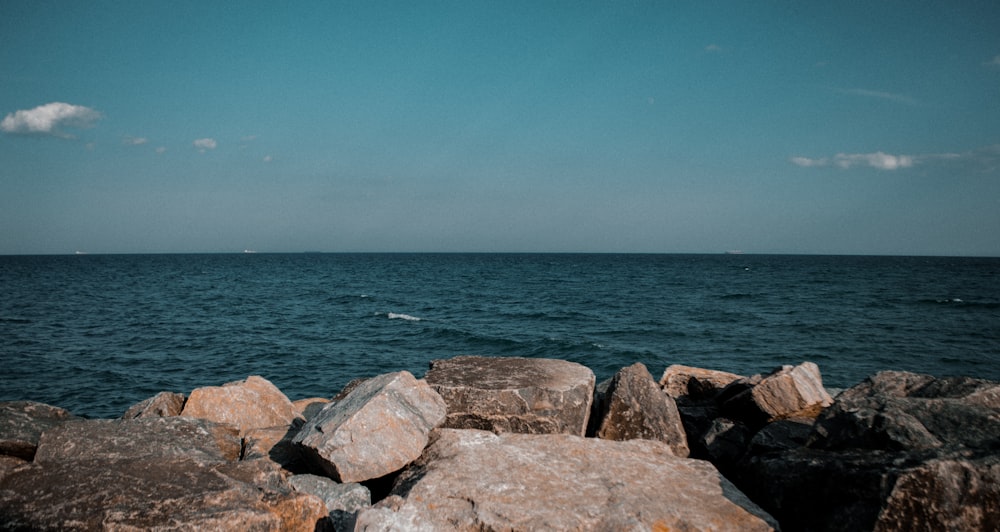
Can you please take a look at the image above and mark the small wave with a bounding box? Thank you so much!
[387,312,422,322]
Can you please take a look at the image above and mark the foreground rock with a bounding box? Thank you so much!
[180,375,299,436]
[0,416,327,530]
[737,371,1000,531]
[590,362,690,456]
[0,401,78,461]
[293,371,446,483]
[356,428,779,531]
[426,355,595,435]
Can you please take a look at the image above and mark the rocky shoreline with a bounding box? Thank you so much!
[2,356,998,531]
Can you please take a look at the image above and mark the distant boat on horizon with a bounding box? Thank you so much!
[243,249,257,254]
[725,250,744,255]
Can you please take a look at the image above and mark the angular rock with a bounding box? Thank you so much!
[0,457,327,531]
[181,375,299,436]
[292,397,330,421]
[355,429,778,531]
[590,362,689,456]
[243,420,306,471]
[700,417,753,471]
[292,371,446,483]
[722,362,833,427]
[425,355,595,436]
[290,474,371,530]
[0,401,78,461]
[660,364,745,402]
[34,416,242,464]
[122,391,186,419]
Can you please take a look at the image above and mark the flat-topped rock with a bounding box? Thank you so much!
[661,364,745,402]
[355,428,778,531]
[426,355,595,435]
[0,401,78,461]
[590,362,690,456]
[181,375,298,436]
[292,371,446,483]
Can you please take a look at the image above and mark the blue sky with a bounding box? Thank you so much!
[2,1,999,255]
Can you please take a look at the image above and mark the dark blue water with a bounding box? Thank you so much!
[2,253,998,419]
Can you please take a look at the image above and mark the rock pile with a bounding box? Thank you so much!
[1,356,997,531]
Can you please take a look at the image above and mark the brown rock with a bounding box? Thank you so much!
[243,421,306,472]
[181,375,299,436]
[292,397,330,421]
[723,362,833,427]
[0,401,78,461]
[660,364,745,402]
[590,362,690,456]
[355,429,778,531]
[292,371,446,483]
[122,391,186,419]
[426,355,595,436]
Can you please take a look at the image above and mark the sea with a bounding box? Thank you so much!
[2,253,998,419]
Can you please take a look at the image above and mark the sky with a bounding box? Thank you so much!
[2,1,999,256]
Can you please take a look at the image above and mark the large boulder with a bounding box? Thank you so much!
[181,375,299,436]
[355,429,779,531]
[736,371,1000,531]
[590,362,690,456]
[661,364,745,403]
[722,362,833,427]
[292,371,446,483]
[0,416,327,530]
[122,391,186,419]
[425,355,595,436]
[0,401,78,461]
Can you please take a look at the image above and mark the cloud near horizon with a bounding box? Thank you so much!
[193,138,217,152]
[1,102,102,138]
[791,151,915,170]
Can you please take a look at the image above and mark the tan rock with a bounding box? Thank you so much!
[292,371,446,483]
[181,375,298,436]
[0,401,78,461]
[660,364,745,401]
[723,362,833,425]
[356,429,778,531]
[122,391,186,419]
[591,362,690,456]
[292,397,329,421]
[243,422,305,471]
[426,355,595,436]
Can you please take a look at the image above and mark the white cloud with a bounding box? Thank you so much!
[705,44,722,53]
[193,138,217,152]
[836,88,918,106]
[123,135,148,145]
[263,155,273,163]
[155,146,167,154]
[791,151,914,170]
[1,102,102,138]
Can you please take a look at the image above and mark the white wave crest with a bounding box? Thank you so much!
[387,312,421,321]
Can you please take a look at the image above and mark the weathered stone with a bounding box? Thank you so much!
[660,364,745,402]
[747,417,814,456]
[722,362,833,427]
[244,420,306,471]
[290,474,371,530]
[0,457,328,531]
[292,397,330,421]
[292,371,446,483]
[700,417,753,471]
[425,355,595,436]
[355,429,778,531]
[590,362,689,456]
[33,416,242,464]
[0,401,78,461]
[181,375,299,436]
[122,391,186,419]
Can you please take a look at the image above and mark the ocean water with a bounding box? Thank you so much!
[2,253,998,419]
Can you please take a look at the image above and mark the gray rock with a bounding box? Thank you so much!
[426,355,595,436]
[355,429,778,531]
[290,474,370,530]
[122,391,186,419]
[0,401,77,461]
[590,362,689,456]
[181,375,299,437]
[292,371,446,483]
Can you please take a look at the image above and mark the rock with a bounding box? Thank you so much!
[243,421,306,471]
[355,428,778,531]
[735,371,1000,531]
[700,417,753,471]
[292,397,330,421]
[0,457,328,531]
[122,391,186,419]
[746,418,814,456]
[33,416,242,464]
[290,474,371,530]
[660,364,745,402]
[292,371,446,483]
[590,362,689,456]
[425,355,595,436]
[722,362,833,427]
[181,375,299,436]
[0,401,78,461]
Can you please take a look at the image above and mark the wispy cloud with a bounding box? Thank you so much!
[704,44,722,53]
[123,135,148,146]
[792,145,999,172]
[984,55,1000,68]
[155,146,167,155]
[835,87,919,106]
[193,138,217,152]
[1,102,102,138]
